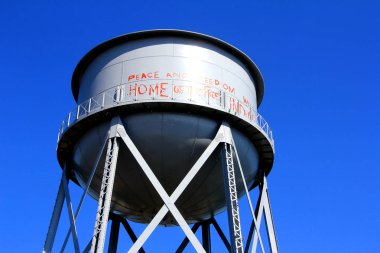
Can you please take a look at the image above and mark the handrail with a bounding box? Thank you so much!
[57,81,274,149]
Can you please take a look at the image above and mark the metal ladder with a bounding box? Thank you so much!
[224,142,243,253]
[91,137,119,253]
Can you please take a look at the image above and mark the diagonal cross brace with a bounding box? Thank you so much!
[118,126,206,253]
[61,168,81,253]
[118,122,233,253]
[60,132,110,253]
[230,136,266,253]
[251,177,279,253]
[43,178,65,253]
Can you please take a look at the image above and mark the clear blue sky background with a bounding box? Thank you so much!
[0,0,379,252]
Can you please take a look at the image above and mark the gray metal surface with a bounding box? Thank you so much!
[45,30,279,252]
[71,30,264,106]
[56,30,274,225]
[76,37,257,110]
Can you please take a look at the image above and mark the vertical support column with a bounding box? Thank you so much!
[91,136,120,253]
[43,180,65,253]
[108,218,120,253]
[210,218,231,252]
[221,142,244,253]
[202,221,211,253]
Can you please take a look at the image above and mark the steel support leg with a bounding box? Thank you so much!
[245,220,256,253]
[61,170,81,253]
[43,179,65,253]
[109,213,146,253]
[230,136,265,253]
[202,221,211,253]
[210,218,231,252]
[252,177,279,253]
[60,132,110,252]
[91,136,120,253]
[121,220,144,252]
[221,142,243,253]
[108,219,120,253]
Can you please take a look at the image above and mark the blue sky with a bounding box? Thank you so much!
[0,0,379,252]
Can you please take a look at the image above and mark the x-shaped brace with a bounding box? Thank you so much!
[116,120,234,253]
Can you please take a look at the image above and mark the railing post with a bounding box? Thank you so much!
[57,84,274,155]
[67,113,71,128]
[219,90,223,107]
[120,85,125,102]
[135,84,138,101]
[207,88,210,105]
[76,105,80,120]
[171,83,174,100]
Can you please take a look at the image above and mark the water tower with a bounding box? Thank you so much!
[43,30,279,253]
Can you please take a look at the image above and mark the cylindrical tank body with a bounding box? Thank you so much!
[58,30,274,225]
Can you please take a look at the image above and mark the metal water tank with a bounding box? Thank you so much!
[57,30,274,225]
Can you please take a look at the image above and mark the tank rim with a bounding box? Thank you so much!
[57,102,274,190]
[71,29,265,106]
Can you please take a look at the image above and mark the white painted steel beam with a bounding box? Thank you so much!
[91,118,122,253]
[60,132,109,252]
[43,179,65,253]
[118,125,208,253]
[122,122,245,253]
[61,169,80,253]
[230,135,265,253]
[252,177,279,253]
